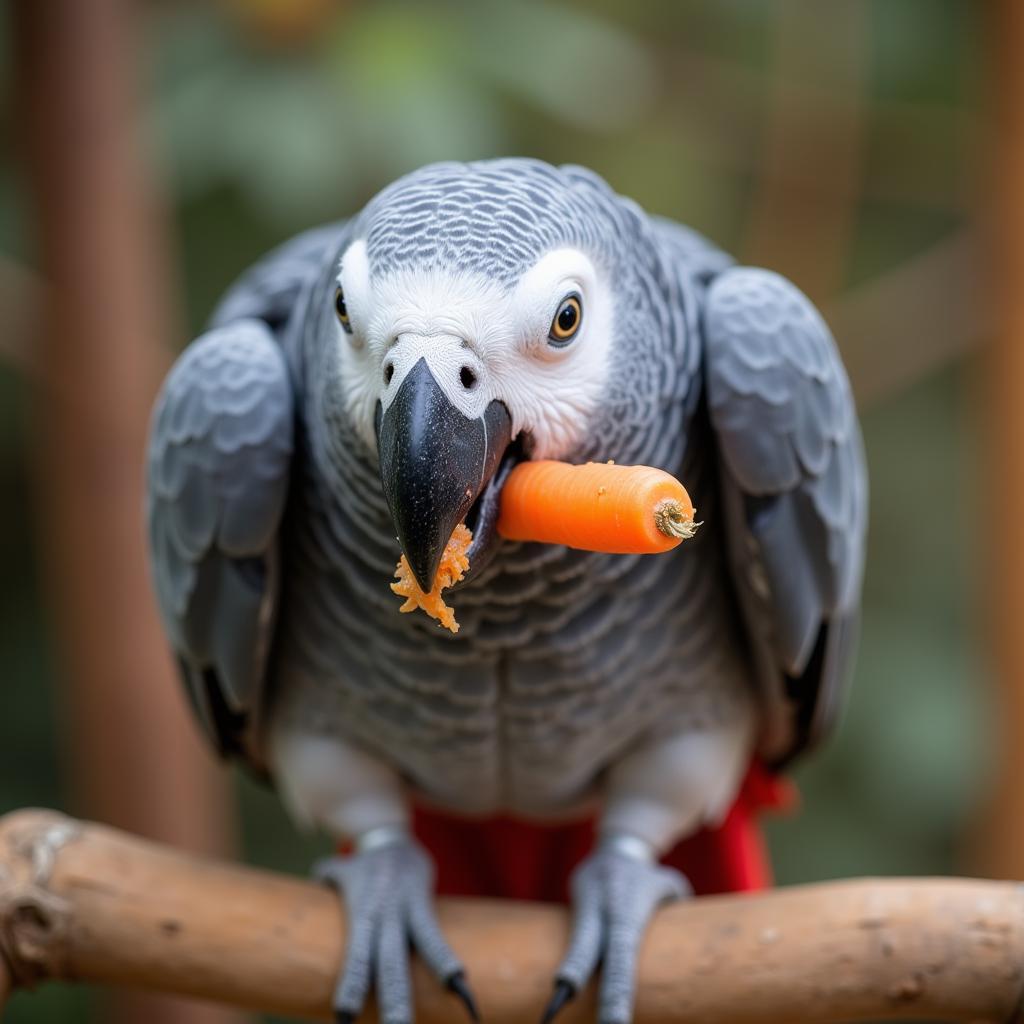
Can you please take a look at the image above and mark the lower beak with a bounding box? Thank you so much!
[376,357,512,592]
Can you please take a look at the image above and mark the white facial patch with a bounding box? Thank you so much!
[333,242,615,459]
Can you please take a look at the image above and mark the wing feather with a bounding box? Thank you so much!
[147,319,294,762]
[704,268,868,764]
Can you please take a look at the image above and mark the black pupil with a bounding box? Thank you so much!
[336,291,348,318]
[558,302,577,333]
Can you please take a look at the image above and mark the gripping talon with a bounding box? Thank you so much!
[315,843,459,1024]
[540,979,576,1024]
[447,970,481,1023]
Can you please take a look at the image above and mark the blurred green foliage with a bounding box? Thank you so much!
[1,1,986,1020]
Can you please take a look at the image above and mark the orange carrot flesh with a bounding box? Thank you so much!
[497,461,697,554]
[391,523,472,633]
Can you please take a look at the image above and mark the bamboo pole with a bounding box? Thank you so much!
[971,0,1024,881]
[10,3,243,1020]
[10,0,235,861]
[1,809,1023,1024]
[742,0,867,308]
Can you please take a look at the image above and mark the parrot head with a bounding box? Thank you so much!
[322,159,664,591]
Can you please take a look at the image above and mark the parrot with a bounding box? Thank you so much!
[146,158,867,1024]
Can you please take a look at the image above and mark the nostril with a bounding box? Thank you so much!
[460,365,478,390]
[383,362,394,386]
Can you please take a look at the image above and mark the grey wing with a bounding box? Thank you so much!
[146,319,294,768]
[703,268,868,766]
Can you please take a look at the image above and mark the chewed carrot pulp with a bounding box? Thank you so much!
[391,523,472,633]
[496,460,698,554]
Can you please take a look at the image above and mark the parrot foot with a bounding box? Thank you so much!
[313,838,478,1024]
[541,839,691,1024]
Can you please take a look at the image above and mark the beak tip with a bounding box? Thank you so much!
[405,547,440,595]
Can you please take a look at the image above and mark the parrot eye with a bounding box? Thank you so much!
[549,293,582,345]
[334,286,353,334]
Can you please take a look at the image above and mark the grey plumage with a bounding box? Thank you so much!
[146,157,867,1024]
[704,267,867,762]
[356,161,645,286]
[147,319,293,759]
[147,155,866,794]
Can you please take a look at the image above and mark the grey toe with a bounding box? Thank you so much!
[314,841,470,1024]
[552,847,691,1024]
[332,910,375,1017]
[377,909,412,1024]
[408,882,464,980]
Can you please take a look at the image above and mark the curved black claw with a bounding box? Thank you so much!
[448,970,481,1023]
[334,1014,355,1024]
[540,978,576,1024]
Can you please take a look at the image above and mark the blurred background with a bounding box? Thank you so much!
[0,0,1006,1021]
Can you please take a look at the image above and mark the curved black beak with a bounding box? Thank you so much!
[377,358,512,593]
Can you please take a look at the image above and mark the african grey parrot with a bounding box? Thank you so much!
[146,158,867,1024]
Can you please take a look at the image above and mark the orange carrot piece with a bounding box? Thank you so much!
[497,461,698,554]
[391,523,472,633]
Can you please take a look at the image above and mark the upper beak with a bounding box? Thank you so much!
[376,357,512,593]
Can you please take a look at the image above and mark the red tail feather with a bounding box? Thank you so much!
[403,762,794,901]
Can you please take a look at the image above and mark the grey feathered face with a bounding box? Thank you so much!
[333,163,628,462]
[335,240,614,457]
[322,160,651,589]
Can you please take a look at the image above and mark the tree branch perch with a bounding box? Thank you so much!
[1,808,1022,1023]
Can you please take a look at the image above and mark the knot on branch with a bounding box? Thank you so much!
[0,813,79,988]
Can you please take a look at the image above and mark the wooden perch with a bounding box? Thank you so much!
[1,809,1022,1024]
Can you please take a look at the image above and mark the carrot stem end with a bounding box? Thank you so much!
[654,499,701,541]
